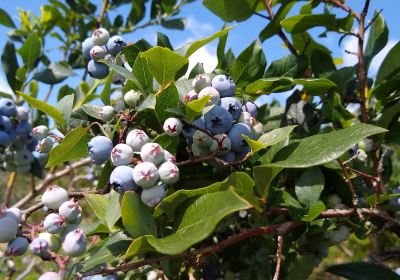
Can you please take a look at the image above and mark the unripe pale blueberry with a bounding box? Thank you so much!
[59,224,79,241]
[59,200,82,223]
[0,216,18,243]
[191,143,210,157]
[62,228,87,257]
[90,45,107,61]
[252,121,264,138]
[192,74,212,93]
[110,165,137,192]
[36,137,54,154]
[88,136,113,165]
[357,149,368,161]
[242,101,258,118]
[5,237,29,256]
[193,130,212,147]
[106,35,126,56]
[204,106,233,135]
[198,87,220,106]
[140,143,165,166]
[163,118,182,136]
[163,150,176,163]
[124,90,141,107]
[209,134,231,155]
[358,139,373,152]
[228,123,254,152]
[39,272,62,280]
[44,213,65,234]
[237,112,254,127]
[29,237,49,257]
[87,60,109,79]
[41,185,69,210]
[141,185,166,207]
[16,106,29,121]
[211,74,236,97]
[5,207,22,223]
[0,98,17,117]
[38,232,61,253]
[158,162,179,185]
[14,148,34,164]
[184,90,198,103]
[111,144,134,166]
[220,97,242,121]
[100,105,115,122]
[82,37,95,60]
[133,162,159,188]
[92,28,110,46]
[126,129,150,152]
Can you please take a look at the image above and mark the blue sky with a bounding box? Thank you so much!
[0,0,399,106]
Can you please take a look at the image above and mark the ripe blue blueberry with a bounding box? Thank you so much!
[198,87,220,106]
[111,144,134,166]
[110,165,137,192]
[41,185,69,210]
[59,201,82,223]
[163,118,182,137]
[219,151,236,163]
[91,28,110,46]
[5,237,29,256]
[158,162,179,185]
[228,123,254,152]
[62,228,87,257]
[39,272,61,280]
[44,213,65,234]
[88,136,113,165]
[15,122,31,137]
[5,207,22,223]
[141,185,166,207]
[87,60,110,79]
[204,106,233,135]
[0,116,12,131]
[126,129,150,152]
[211,75,236,97]
[82,37,95,60]
[192,74,212,93]
[140,143,165,166]
[0,131,11,146]
[133,162,159,188]
[242,101,258,118]
[220,97,242,121]
[0,215,18,243]
[106,35,126,56]
[0,98,17,117]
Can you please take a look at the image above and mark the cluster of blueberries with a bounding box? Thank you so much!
[182,74,263,162]
[0,185,90,280]
[88,127,180,207]
[82,28,127,81]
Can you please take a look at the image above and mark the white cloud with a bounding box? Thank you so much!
[0,74,13,96]
[185,17,214,38]
[342,35,358,66]
[186,45,218,75]
[369,40,397,76]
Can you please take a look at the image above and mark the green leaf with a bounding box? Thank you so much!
[371,76,400,100]
[365,11,388,69]
[176,26,233,58]
[259,1,295,41]
[295,78,337,95]
[242,135,265,153]
[1,41,20,91]
[161,18,185,30]
[122,39,152,66]
[311,49,336,78]
[268,123,387,168]
[376,42,400,84]
[295,167,324,207]
[377,102,400,129]
[202,0,259,22]
[121,192,157,239]
[46,126,90,167]
[137,94,156,112]
[132,55,153,93]
[125,190,251,258]
[100,70,113,105]
[156,32,173,50]
[97,161,112,189]
[0,8,15,27]
[217,25,229,69]
[18,91,65,127]
[253,165,282,198]
[286,255,321,280]
[264,54,308,78]
[188,63,205,79]
[153,134,179,155]
[326,262,400,280]
[55,94,74,126]
[258,125,297,147]
[85,190,121,231]
[186,96,211,122]
[229,40,266,87]
[17,31,42,71]
[281,14,346,34]
[140,47,188,88]
[366,193,400,206]
[33,63,74,84]
[156,85,179,122]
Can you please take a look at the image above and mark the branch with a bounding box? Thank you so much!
[97,0,108,27]
[3,172,17,206]
[322,0,360,20]
[12,158,92,209]
[273,236,283,280]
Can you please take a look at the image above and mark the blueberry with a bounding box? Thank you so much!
[0,216,18,243]
[220,97,242,121]
[0,131,11,146]
[158,162,179,185]
[228,123,254,152]
[36,137,54,154]
[140,143,165,166]
[87,60,109,79]
[91,28,110,46]
[32,125,50,140]
[242,101,258,118]
[192,74,212,93]
[16,106,29,121]
[5,207,22,223]
[126,129,150,152]
[15,122,31,136]
[5,237,29,256]
[38,232,61,252]
[191,143,210,157]
[124,90,141,107]
[211,75,236,97]
[106,35,126,56]
[41,185,69,210]
[193,130,212,147]
[0,98,17,117]
[163,117,182,136]
[111,143,134,166]
[141,185,166,207]
[219,151,235,162]
[59,201,82,223]
[198,87,220,106]
[82,37,95,60]
[132,162,159,188]
[204,106,233,135]
[110,165,137,192]
[184,90,198,103]
[90,45,108,61]
[43,213,65,234]
[29,237,49,257]
[62,228,87,257]
[209,134,231,155]
[39,272,61,280]
[0,116,12,131]
[88,136,113,165]
[237,112,254,127]
[14,148,34,164]
[100,105,115,122]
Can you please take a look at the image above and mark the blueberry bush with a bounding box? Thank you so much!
[0,0,400,279]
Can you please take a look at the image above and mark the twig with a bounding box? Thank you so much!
[43,85,54,103]
[254,12,271,20]
[365,9,383,30]
[3,172,17,206]
[322,0,360,20]
[15,259,39,280]
[345,166,379,181]
[97,0,108,27]
[273,236,283,280]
